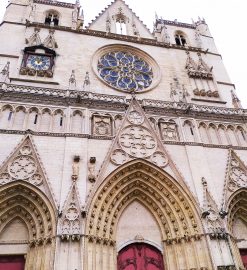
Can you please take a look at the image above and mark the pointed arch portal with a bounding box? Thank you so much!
[85,159,211,270]
[117,243,165,270]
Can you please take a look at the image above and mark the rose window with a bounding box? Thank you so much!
[97,51,153,92]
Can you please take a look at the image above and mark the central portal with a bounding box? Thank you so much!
[117,243,165,270]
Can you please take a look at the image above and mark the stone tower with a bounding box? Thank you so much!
[0,0,246,269]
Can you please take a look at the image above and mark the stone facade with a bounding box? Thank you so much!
[0,0,246,269]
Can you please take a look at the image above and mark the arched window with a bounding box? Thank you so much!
[45,11,59,26]
[218,125,228,145]
[53,109,64,132]
[236,126,247,146]
[208,124,219,144]
[28,107,39,131]
[13,106,26,130]
[199,122,209,143]
[184,120,196,142]
[40,109,52,132]
[175,31,187,46]
[117,243,165,270]
[0,105,13,129]
[116,21,127,35]
[71,110,83,133]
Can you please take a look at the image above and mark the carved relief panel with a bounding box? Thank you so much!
[158,120,179,141]
[92,114,112,136]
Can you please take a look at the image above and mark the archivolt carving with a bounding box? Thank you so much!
[0,181,56,242]
[86,160,202,244]
[226,189,247,234]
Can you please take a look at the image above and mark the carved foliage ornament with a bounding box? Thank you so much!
[0,144,43,186]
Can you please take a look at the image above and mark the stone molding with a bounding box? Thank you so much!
[33,0,75,9]
[1,83,247,120]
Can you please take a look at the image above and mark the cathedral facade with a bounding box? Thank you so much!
[0,0,246,269]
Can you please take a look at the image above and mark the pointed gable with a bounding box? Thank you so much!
[0,135,57,208]
[60,183,82,241]
[94,97,193,195]
[87,0,154,39]
[222,149,247,205]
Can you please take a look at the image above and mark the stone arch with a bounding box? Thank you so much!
[226,188,247,269]
[0,181,56,269]
[85,159,211,270]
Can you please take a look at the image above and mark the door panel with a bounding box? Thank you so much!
[118,243,164,270]
[0,255,25,270]
[240,249,247,268]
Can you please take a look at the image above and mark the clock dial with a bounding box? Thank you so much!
[26,55,51,70]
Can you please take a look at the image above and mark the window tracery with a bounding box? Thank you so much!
[97,51,153,92]
[175,32,187,46]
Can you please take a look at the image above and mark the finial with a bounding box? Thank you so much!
[0,61,10,83]
[155,12,158,20]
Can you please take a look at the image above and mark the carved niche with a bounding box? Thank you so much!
[158,120,179,141]
[92,114,112,136]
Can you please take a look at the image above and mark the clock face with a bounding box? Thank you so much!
[26,54,51,70]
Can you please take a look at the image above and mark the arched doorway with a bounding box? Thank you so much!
[117,243,165,270]
[85,159,211,270]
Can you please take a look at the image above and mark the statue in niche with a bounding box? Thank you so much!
[88,157,96,183]
[72,155,80,181]
[93,116,112,136]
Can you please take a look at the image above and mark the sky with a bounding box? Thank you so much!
[0,0,246,108]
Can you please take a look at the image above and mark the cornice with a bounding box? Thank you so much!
[1,83,247,121]
[155,19,196,29]
[33,0,75,9]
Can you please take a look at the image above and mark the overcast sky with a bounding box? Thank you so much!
[0,0,246,107]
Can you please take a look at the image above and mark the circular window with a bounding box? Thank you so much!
[93,45,161,93]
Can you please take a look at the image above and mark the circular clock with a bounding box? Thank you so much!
[93,45,161,93]
[26,54,51,70]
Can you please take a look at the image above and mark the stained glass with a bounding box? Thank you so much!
[97,51,153,92]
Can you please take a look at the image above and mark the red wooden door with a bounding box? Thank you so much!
[240,249,247,269]
[117,243,165,270]
[0,255,25,270]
